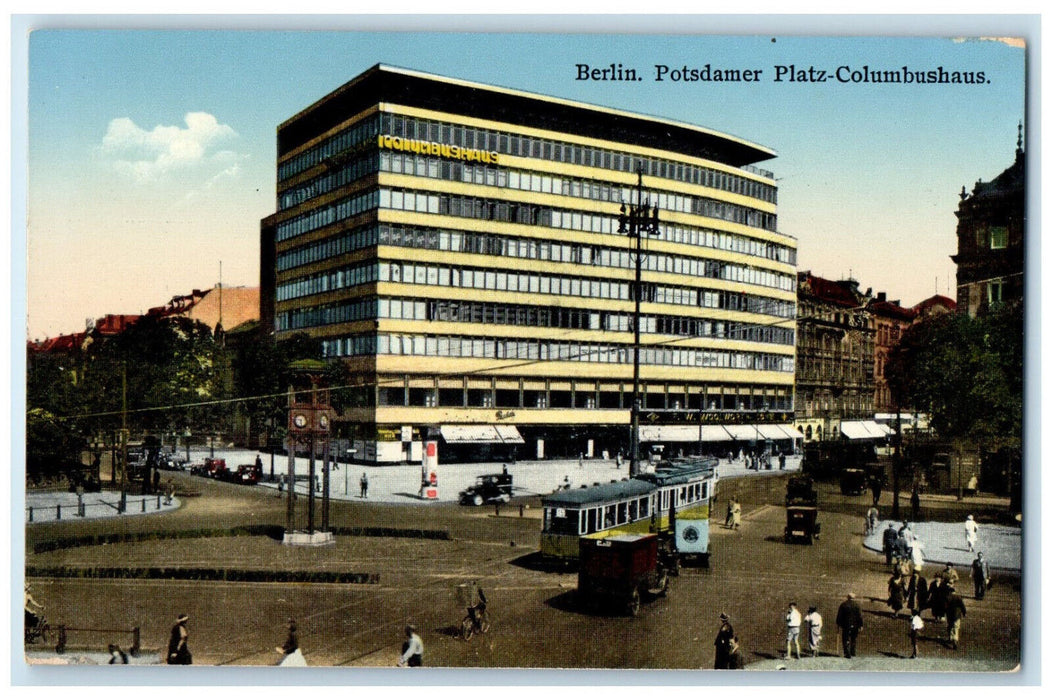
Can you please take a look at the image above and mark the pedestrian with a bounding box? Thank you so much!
[870,475,883,507]
[152,470,161,494]
[360,472,369,499]
[398,624,423,667]
[887,573,906,618]
[966,473,979,497]
[724,498,734,528]
[164,478,175,505]
[906,571,920,611]
[941,562,960,587]
[866,506,879,536]
[909,539,925,574]
[784,602,802,660]
[909,609,924,658]
[804,605,823,657]
[731,499,742,529]
[779,453,787,470]
[616,452,623,470]
[835,593,864,659]
[944,585,967,650]
[727,636,745,669]
[108,643,129,664]
[971,552,990,600]
[276,618,307,666]
[898,521,914,547]
[713,612,735,669]
[255,454,264,473]
[910,487,921,522]
[916,573,930,613]
[882,522,898,565]
[167,614,191,665]
[928,576,947,622]
[965,515,979,552]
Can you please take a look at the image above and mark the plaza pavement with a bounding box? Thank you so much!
[25,448,1021,576]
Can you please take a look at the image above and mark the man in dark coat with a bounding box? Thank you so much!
[713,613,735,669]
[971,552,991,600]
[167,614,191,665]
[944,586,967,650]
[882,523,898,565]
[835,593,864,658]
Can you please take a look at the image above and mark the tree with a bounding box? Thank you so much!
[886,304,1022,448]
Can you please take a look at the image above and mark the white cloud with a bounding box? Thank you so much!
[98,112,241,182]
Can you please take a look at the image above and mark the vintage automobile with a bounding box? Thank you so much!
[227,464,262,485]
[577,533,671,616]
[840,468,867,495]
[785,475,820,545]
[459,473,513,506]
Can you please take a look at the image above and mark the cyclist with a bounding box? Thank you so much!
[24,583,44,637]
[467,587,488,628]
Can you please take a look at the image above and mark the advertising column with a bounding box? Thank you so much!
[421,440,439,500]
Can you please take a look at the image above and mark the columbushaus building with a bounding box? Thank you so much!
[260,64,798,464]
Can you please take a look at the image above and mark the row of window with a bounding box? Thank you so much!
[277,255,797,320]
[279,149,378,210]
[378,150,777,231]
[546,481,708,536]
[276,189,380,242]
[320,331,795,373]
[381,113,777,203]
[278,114,381,181]
[276,294,795,346]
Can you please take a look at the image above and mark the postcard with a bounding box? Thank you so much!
[18,17,1032,682]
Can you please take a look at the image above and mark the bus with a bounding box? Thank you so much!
[540,457,718,567]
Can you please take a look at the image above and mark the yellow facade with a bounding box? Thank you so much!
[263,65,796,462]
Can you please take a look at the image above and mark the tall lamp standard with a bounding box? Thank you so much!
[618,167,660,478]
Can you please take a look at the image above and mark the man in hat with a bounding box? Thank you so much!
[971,552,991,600]
[167,614,191,664]
[835,593,864,658]
[713,613,735,669]
[964,515,979,552]
[726,635,746,669]
[944,585,967,650]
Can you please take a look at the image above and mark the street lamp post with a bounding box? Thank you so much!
[619,167,660,477]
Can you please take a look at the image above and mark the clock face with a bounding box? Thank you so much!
[293,414,308,429]
[319,415,329,429]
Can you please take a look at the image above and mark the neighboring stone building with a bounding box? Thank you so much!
[146,285,260,336]
[911,294,957,322]
[794,272,875,442]
[868,292,917,413]
[952,124,1025,317]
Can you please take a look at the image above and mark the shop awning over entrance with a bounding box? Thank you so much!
[440,425,525,444]
[840,420,887,440]
[639,425,733,442]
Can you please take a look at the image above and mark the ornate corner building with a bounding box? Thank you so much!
[952,125,1025,317]
[793,272,875,442]
[259,65,798,463]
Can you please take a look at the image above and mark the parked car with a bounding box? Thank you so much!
[459,473,513,506]
[785,475,820,545]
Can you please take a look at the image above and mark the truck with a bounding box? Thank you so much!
[459,473,513,506]
[577,534,671,616]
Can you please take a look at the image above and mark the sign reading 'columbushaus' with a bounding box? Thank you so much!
[378,134,499,164]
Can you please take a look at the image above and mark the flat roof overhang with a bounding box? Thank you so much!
[278,64,776,169]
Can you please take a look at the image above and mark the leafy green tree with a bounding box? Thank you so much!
[886,303,1023,448]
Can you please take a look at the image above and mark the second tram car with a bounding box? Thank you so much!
[540,457,717,566]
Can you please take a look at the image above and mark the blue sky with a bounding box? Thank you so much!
[22,20,1030,339]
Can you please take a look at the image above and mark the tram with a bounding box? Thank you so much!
[540,457,718,567]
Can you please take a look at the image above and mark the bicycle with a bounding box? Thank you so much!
[460,603,490,640]
[24,613,50,646]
